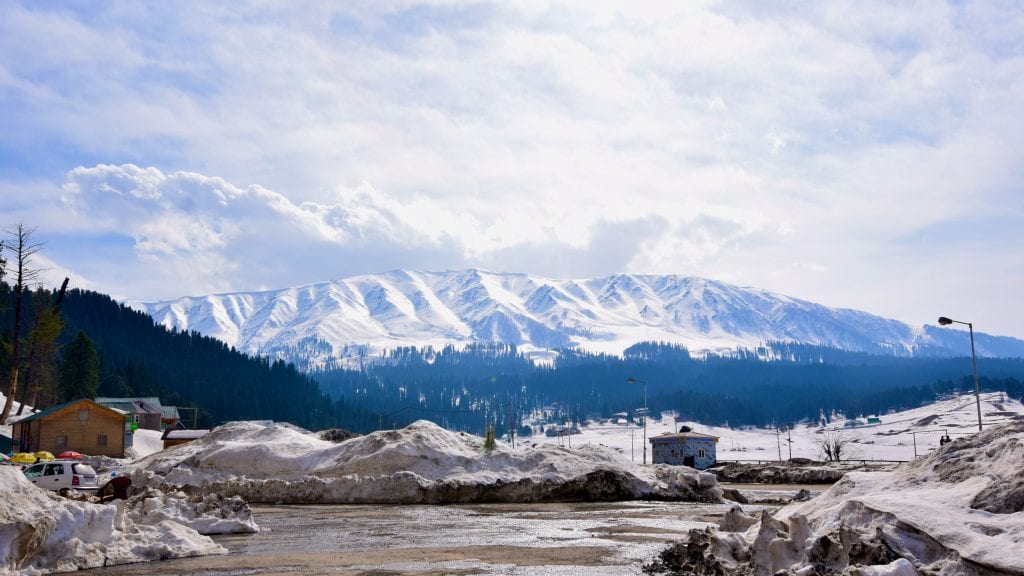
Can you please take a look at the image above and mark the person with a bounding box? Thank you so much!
[109,472,132,500]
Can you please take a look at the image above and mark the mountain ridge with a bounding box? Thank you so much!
[132,269,1024,367]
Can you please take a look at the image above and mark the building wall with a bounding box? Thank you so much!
[15,402,126,457]
[650,437,717,469]
[135,412,162,431]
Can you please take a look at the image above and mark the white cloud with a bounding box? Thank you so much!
[1,2,1023,336]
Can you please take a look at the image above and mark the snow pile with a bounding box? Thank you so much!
[0,467,224,575]
[648,417,1024,575]
[135,420,724,504]
[124,487,259,535]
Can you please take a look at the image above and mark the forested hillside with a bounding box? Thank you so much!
[4,281,1022,437]
[313,341,1024,436]
[0,284,378,431]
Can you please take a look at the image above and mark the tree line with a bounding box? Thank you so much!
[312,340,1024,435]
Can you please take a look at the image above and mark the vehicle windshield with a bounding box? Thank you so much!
[23,464,45,477]
[71,463,96,475]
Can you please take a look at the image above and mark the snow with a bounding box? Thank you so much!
[130,429,164,459]
[0,467,224,575]
[133,419,724,505]
[529,392,1024,463]
[125,488,259,535]
[677,416,1024,575]
[135,269,1024,367]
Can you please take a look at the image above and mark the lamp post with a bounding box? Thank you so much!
[937,316,982,431]
[627,377,648,464]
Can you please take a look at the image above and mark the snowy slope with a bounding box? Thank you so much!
[530,392,1024,463]
[134,269,1024,366]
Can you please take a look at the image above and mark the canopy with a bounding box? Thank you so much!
[11,452,36,464]
[57,451,83,460]
[34,451,55,461]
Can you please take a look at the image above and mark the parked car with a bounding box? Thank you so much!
[22,460,99,492]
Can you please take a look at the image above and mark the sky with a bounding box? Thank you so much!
[1,1,1023,338]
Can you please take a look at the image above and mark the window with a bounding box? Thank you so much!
[55,435,67,449]
[97,435,108,447]
[24,464,44,478]
[697,448,707,458]
[133,414,140,424]
[78,409,89,423]
[44,464,64,476]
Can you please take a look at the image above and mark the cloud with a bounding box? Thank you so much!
[1,2,1023,336]
[43,163,763,299]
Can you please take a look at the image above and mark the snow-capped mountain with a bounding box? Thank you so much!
[134,269,1024,366]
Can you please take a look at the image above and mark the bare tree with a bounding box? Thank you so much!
[819,431,852,462]
[1,224,45,424]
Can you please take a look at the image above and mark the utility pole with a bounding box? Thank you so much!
[627,377,648,464]
[787,427,792,460]
[508,401,515,449]
[776,427,782,461]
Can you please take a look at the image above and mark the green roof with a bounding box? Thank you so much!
[95,397,164,415]
[14,399,122,424]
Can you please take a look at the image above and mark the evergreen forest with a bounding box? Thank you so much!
[3,279,1023,436]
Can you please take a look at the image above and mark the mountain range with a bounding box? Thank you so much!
[134,269,1024,367]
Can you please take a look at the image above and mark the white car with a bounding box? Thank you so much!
[22,460,100,492]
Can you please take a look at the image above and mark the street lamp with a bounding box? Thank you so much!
[627,377,648,464]
[937,316,982,431]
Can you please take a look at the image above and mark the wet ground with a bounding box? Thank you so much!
[92,485,822,576]
[94,501,728,576]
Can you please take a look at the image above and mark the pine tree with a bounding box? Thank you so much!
[18,292,63,412]
[484,423,496,452]
[59,331,100,401]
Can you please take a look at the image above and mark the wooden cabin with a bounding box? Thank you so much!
[12,399,128,458]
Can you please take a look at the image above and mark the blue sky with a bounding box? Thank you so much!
[1,0,1023,338]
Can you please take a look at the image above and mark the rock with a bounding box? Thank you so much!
[719,506,757,532]
[319,428,360,443]
[721,488,749,504]
[793,488,811,502]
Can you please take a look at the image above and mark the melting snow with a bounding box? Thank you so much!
[134,419,724,505]
[656,416,1024,575]
[0,467,224,575]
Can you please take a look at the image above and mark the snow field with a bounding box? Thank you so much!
[527,392,1024,463]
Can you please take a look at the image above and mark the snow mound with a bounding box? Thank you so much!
[649,417,1024,575]
[124,487,259,535]
[135,420,724,504]
[0,467,224,575]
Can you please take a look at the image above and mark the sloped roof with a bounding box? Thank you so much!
[649,431,720,443]
[95,397,163,415]
[160,405,180,420]
[161,429,210,440]
[14,399,123,424]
